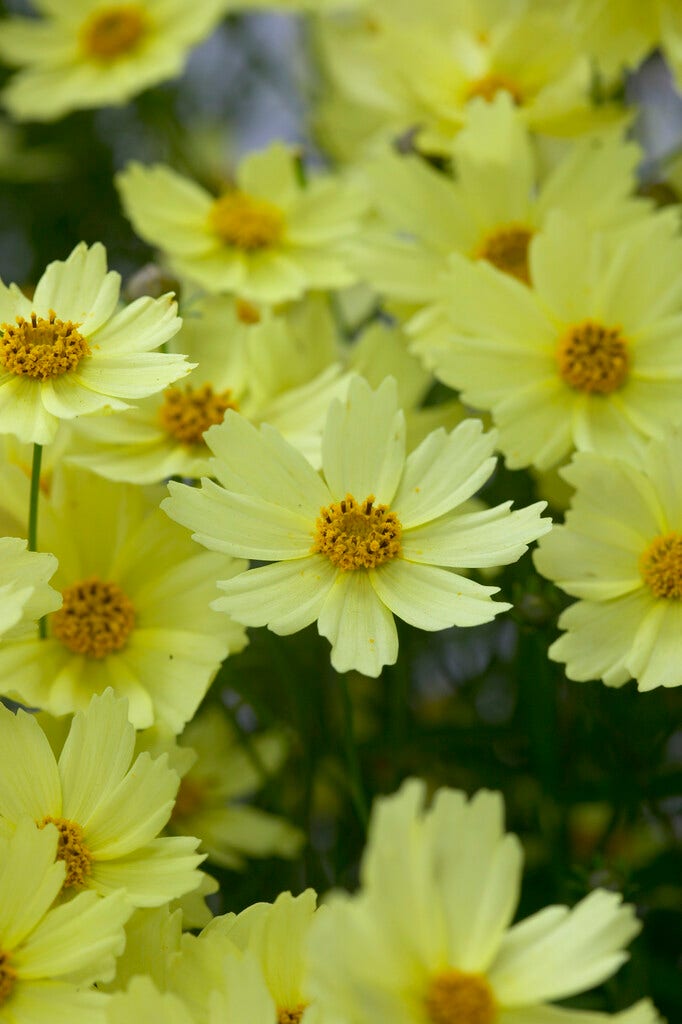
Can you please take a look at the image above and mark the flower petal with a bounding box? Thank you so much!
[318,571,398,677]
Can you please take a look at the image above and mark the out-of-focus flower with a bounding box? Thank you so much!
[0,537,60,641]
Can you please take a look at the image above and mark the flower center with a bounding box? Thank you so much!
[159,383,238,445]
[171,777,206,820]
[51,578,136,659]
[278,1005,307,1024]
[0,311,91,380]
[639,532,682,599]
[312,494,402,571]
[81,5,149,61]
[37,816,92,889]
[475,224,534,284]
[236,298,262,324]
[556,320,629,394]
[466,73,523,105]
[208,192,284,251]
[425,970,497,1024]
[0,952,16,1007]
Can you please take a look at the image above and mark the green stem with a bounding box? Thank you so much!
[28,443,46,638]
[338,672,369,828]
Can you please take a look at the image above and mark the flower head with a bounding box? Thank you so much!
[163,375,549,677]
[0,242,189,445]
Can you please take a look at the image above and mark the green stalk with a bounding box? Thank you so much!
[28,443,46,638]
[338,672,369,829]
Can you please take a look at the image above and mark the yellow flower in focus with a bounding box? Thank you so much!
[0,538,60,641]
[0,0,226,122]
[0,466,247,731]
[411,212,682,470]
[0,689,205,908]
[535,429,682,691]
[163,375,549,677]
[0,818,130,1024]
[307,778,661,1024]
[116,143,362,303]
[0,242,189,445]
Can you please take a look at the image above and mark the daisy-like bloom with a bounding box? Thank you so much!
[160,705,304,870]
[0,689,205,907]
[307,778,662,1024]
[571,0,682,89]
[0,538,60,641]
[0,0,226,122]
[69,294,348,481]
[0,818,131,1024]
[116,142,362,304]
[355,98,649,309]
[534,430,682,690]
[163,375,549,677]
[410,211,682,471]
[317,0,623,157]
[0,466,247,731]
[0,241,189,445]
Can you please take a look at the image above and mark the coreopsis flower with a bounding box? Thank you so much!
[308,778,661,1024]
[534,430,682,691]
[0,537,60,640]
[140,705,304,869]
[411,212,682,471]
[0,242,189,445]
[0,0,225,122]
[116,142,362,303]
[355,98,649,308]
[0,689,205,907]
[0,818,131,1024]
[318,0,622,157]
[69,294,348,481]
[163,375,549,677]
[571,0,682,89]
[0,466,247,731]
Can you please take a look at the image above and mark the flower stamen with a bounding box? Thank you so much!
[208,192,284,251]
[159,383,238,445]
[425,969,497,1024]
[37,816,92,889]
[557,320,629,394]
[466,74,523,105]
[475,224,534,284]
[278,1005,307,1024]
[51,578,136,659]
[81,5,149,61]
[313,494,402,571]
[639,532,682,598]
[0,952,16,1007]
[0,310,91,380]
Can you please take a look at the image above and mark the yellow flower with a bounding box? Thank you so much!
[108,977,196,1024]
[411,211,682,470]
[307,778,661,1024]
[0,537,60,641]
[535,429,682,690]
[0,466,247,731]
[116,142,362,303]
[0,242,189,445]
[163,375,549,677]
[0,0,226,122]
[0,689,205,907]
[0,818,131,1024]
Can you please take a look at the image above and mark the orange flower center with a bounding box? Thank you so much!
[639,532,682,599]
[37,816,92,889]
[171,776,206,820]
[0,952,16,1007]
[159,383,238,445]
[0,311,90,380]
[475,224,534,284]
[312,494,402,571]
[425,969,497,1024]
[236,298,262,324]
[208,192,284,251]
[466,73,523,105]
[51,578,136,659]
[556,320,629,394]
[278,1005,308,1024]
[81,5,149,61]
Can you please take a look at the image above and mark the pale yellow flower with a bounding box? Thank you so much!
[0,538,60,641]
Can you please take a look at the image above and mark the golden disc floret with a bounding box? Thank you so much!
[466,73,523,105]
[37,816,92,889]
[425,969,497,1024]
[51,578,136,659]
[278,1006,307,1024]
[557,320,629,394]
[0,310,91,380]
[171,777,205,821]
[475,225,534,284]
[235,298,262,324]
[208,192,285,251]
[0,952,16,1007]
[80,5,149,61]
[639,532,682,599]
[313,494,402,571]
[159,383,238,445]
